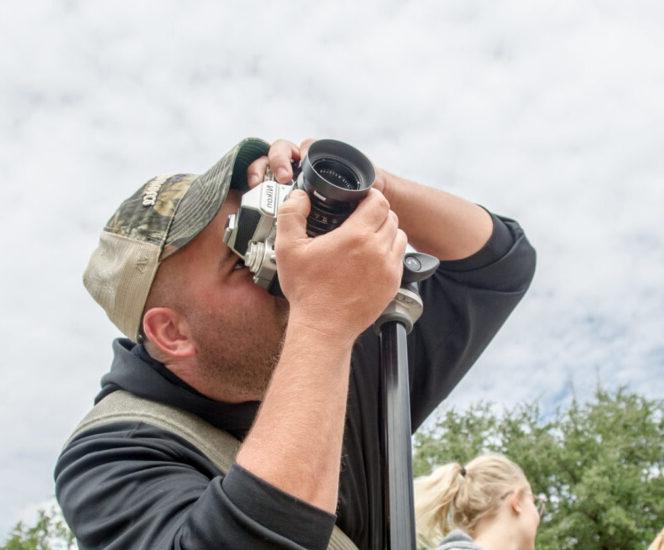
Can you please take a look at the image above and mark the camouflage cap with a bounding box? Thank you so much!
[83,137,270,341]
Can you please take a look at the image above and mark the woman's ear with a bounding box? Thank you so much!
[508,488,526,515]
[142,306,197,360]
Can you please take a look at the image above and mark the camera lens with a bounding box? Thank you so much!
[298,139,375,237]
[312,158,361,191]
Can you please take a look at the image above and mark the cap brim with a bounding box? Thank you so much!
[162,137,270,259]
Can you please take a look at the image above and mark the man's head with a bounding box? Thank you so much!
[84,138,288,400]
[84,138,270,340]
[141,189,289,400]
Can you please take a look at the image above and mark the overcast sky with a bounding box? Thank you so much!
[1,0,663,537]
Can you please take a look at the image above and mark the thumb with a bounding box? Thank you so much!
[276,189,310,243]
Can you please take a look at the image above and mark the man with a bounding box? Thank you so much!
[55,137,536,549]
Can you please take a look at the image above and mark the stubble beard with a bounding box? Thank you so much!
[193,298,289,401]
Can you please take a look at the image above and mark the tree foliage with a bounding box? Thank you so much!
[0,507,75,550]
[413,386,664,549]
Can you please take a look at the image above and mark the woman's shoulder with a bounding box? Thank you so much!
[436,529,483,550]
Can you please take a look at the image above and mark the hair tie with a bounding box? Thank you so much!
[460,466,467,477]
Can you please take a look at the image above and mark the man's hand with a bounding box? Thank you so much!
[276,187,407,346]
[246,138,407,344]
[246,138,315,188]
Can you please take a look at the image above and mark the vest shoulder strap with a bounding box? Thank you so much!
[68,390,358,550]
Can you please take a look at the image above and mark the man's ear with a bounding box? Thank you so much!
[142,307,196,360]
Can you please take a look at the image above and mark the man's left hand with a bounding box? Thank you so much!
[246,139,313,188]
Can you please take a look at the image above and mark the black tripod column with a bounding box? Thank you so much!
[375,250,439,550]
[380,320,416,549]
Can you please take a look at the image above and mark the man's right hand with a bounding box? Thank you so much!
[275,187,408,346]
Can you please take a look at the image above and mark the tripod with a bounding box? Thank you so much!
[374,250,440,550]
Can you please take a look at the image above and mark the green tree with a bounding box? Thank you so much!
[413,387,664,550]
[1,507,75,550]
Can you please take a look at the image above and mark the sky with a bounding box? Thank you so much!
[1,0,663,537]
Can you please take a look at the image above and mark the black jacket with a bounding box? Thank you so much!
[55,213,536,549]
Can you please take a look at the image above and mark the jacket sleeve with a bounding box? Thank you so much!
[54,422,336,549]
[408,213,536,430]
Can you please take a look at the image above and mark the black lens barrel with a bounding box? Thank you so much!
[298,139,375,237]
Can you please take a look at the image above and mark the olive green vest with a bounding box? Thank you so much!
[69,390,358,550]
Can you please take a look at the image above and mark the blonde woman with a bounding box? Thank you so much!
[414,454,544,550]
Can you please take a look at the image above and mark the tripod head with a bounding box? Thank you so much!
[374,249,439,334]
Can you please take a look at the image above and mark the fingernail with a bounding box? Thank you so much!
[277,167,290,182]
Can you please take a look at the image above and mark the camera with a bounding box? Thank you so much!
[223,139,375,295]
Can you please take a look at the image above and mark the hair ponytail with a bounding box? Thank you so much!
[414,462,465,547]
[414,454,528,548]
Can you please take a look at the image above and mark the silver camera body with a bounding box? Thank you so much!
[223,178,295,291]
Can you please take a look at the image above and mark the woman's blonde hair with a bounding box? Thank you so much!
[648,528,664,550]
[414,453,528,547]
